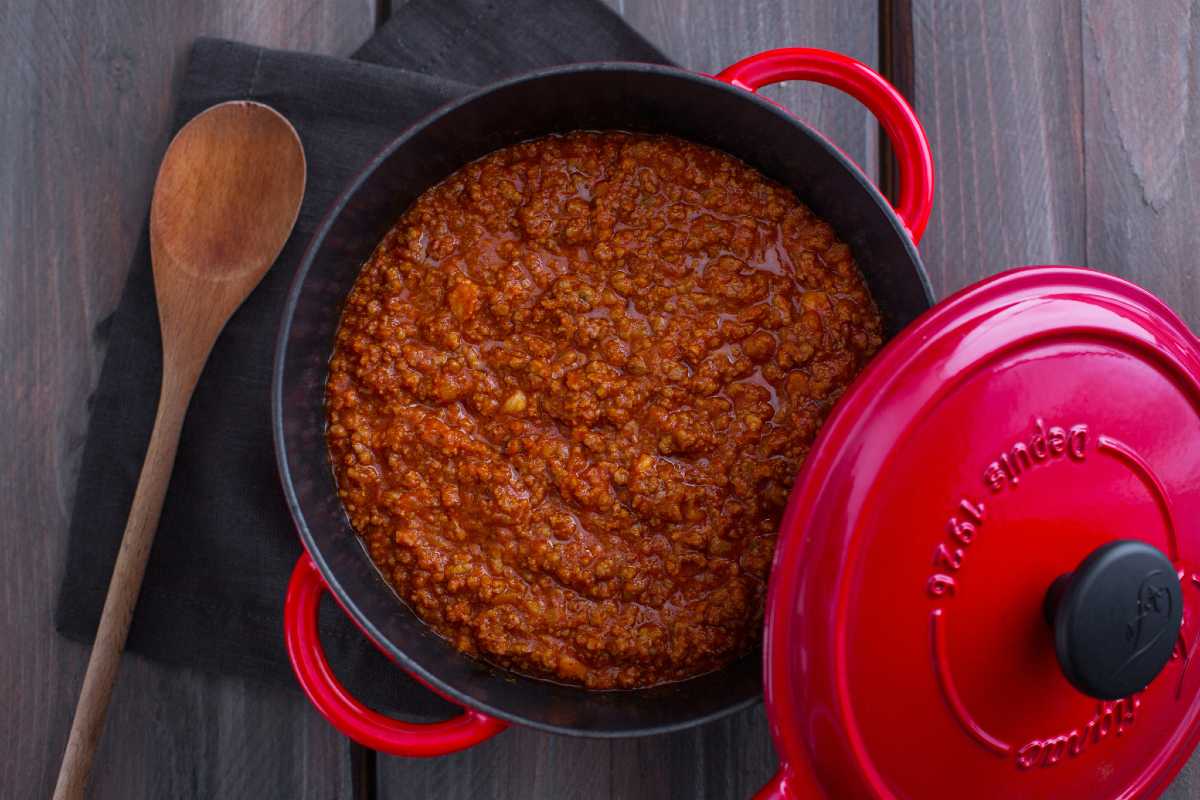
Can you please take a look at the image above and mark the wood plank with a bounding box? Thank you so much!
[373,0,877,796]
[0,1,374,798]
[1081,0,1200,324]
[910,0,1086,296]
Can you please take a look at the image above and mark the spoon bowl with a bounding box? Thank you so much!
[151,101,306,358]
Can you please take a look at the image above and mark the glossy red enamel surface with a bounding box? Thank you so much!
[284,555,507,755]
[716,48,934,243]
[763,267,1200,798]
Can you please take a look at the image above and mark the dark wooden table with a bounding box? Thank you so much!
[5,0,1199,797]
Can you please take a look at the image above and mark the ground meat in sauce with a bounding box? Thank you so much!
[326,131,883,689]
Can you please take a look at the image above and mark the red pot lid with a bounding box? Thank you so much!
[764,267,1200,799]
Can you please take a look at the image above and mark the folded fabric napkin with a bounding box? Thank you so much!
[56,0,666,717]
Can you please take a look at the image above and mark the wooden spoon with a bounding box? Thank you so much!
[53,101,306,800]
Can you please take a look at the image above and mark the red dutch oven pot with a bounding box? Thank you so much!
[274,46,935,755]
[277,44,1200,798]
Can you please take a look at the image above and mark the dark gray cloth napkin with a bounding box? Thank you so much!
[55,0,665,718]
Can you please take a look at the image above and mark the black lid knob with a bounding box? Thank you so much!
[1043,540,1182,700]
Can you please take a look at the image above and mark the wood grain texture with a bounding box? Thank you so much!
[910,0,1086,297]
[374,0,877,796]
[0,1,373,798]
[1082,0,1200,325]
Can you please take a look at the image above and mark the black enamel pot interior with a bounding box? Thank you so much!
[273,60,934,738]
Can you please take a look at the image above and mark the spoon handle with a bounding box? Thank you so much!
[54,366,198,800]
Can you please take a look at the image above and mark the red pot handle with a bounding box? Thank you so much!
[284,554,507,756]
[716,48,934,244]
[752,756,828,800]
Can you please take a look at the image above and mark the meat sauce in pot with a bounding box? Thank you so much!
[326,131,882,689]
